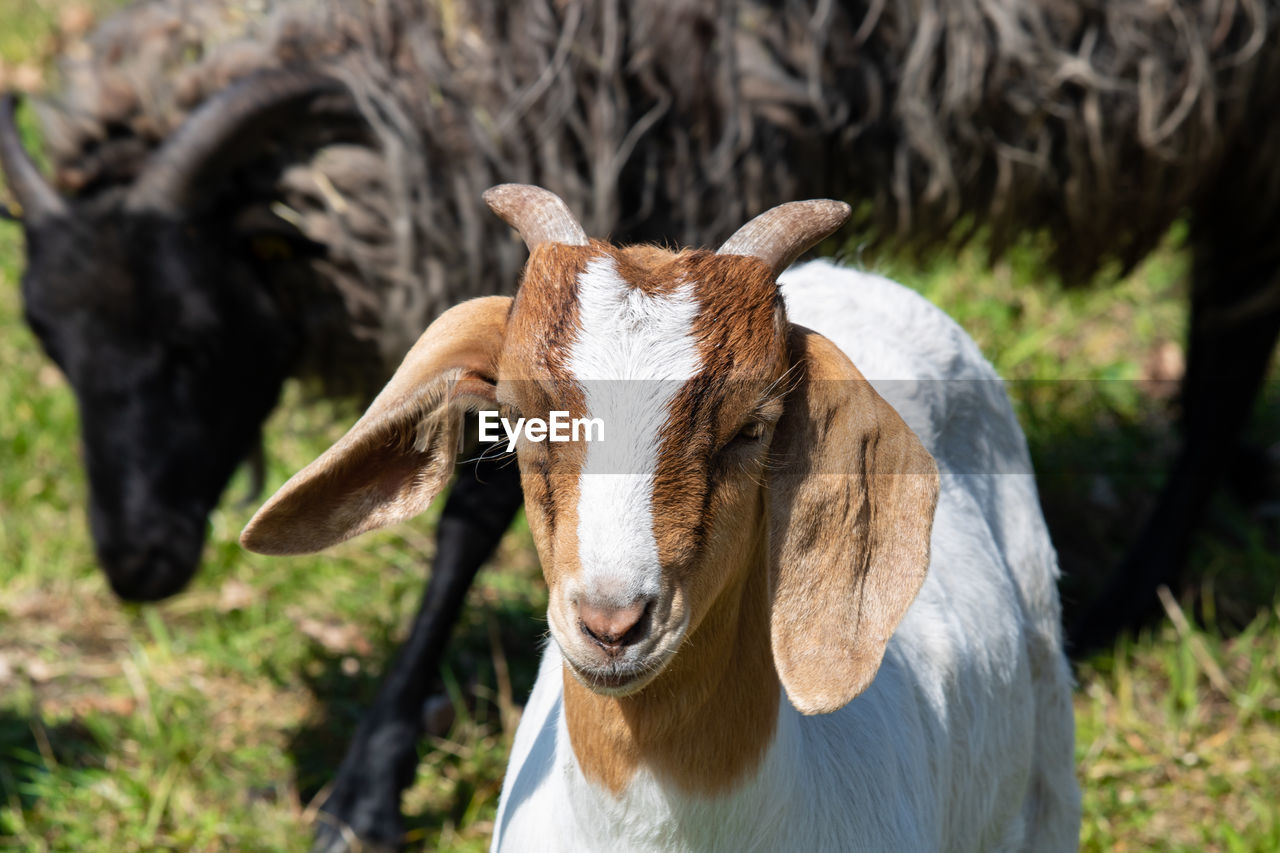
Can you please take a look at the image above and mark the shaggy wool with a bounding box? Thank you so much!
[33,0,1280,392]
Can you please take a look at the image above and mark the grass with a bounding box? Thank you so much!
[2,3,1279,851]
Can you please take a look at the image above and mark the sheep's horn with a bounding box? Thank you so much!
[483,184,589,249]
[718,200,851,276]
[0,94,68,223]
[126,70,349,215]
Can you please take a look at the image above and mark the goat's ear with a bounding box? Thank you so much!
[241,296,512,555]
[768,325,940,715]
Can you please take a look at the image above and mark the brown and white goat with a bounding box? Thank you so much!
[242,185,1080,851]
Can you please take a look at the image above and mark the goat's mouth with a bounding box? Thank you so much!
[557,621,688,698]
[564,656,666,697]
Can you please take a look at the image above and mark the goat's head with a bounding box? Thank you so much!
[0,72,344,600]
[243,185,938,715]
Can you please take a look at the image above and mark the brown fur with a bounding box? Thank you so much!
[500,243,592,547]
[505,243,591,382]
[651,253,788,596]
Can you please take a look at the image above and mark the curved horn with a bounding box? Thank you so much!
[126,69,348,215]
[0,94,68,222]
[718,200,852,275]
[483,184,588,249]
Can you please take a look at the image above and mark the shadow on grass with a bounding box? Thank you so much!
[283,576,545,847]
[1019,379,1280,656]
[0,710,106,823]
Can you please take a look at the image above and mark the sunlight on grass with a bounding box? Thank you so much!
[1076,607,1280,852]
[2,3,1279,850]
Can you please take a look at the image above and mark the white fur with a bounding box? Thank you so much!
[567,256,702,607]
[492,260,1081,852]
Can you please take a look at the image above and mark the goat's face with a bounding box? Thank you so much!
[18,206,295,600]
[497,245,789,694]
[243,185,938,716]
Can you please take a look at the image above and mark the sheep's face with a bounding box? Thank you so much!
[19,208,297,600]
[498,243,789,696]
[3,75,349,601]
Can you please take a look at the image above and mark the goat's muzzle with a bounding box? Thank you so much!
[578,597,652,657]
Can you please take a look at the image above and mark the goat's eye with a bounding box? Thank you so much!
[730,421,768,445]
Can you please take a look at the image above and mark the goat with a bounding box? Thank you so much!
[241,185,1083,851]
[6,0,1277,845]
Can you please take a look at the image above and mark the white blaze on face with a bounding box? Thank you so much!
[567,256,701,607]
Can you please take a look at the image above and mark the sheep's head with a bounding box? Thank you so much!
[0,73,343,600]
[243,185,938,715]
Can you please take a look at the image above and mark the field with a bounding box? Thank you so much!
[3,2,1280,851]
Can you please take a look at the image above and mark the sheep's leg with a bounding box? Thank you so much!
[311,448,525,853]
[1069,233,1280,655]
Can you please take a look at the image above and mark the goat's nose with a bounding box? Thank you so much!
[578,597,651,654]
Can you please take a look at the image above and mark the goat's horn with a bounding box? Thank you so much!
[126,70,348,215]
[718,200,851,275]
[483,184,589,249]
[0,94,68,223]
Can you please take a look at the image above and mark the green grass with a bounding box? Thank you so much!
[3,4,1280,851]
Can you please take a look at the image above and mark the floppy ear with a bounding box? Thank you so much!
[241,295,512,555]
[768,325,940,715]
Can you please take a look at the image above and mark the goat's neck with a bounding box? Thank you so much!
[562,531,779,797]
